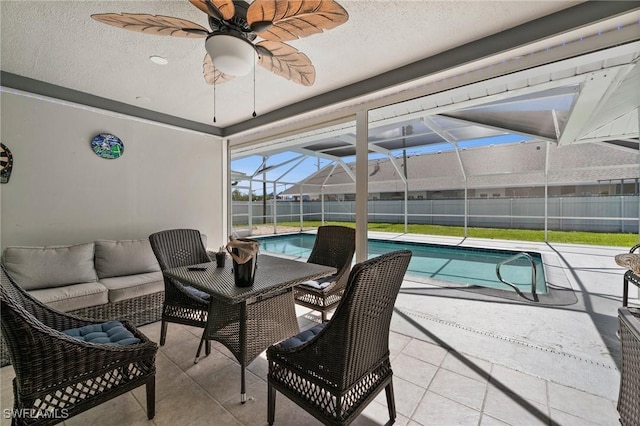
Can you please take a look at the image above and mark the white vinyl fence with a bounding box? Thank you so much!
[232,195,639,233]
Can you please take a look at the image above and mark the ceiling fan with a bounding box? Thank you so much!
[91,0,349,87]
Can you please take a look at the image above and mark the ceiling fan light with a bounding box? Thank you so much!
[205,34,256,76]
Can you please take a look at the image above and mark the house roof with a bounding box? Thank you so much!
[281,140,640,195]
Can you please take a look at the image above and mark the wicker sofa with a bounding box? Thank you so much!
[0,238,169,366]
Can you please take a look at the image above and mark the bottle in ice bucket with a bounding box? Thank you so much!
[226,237,260,287]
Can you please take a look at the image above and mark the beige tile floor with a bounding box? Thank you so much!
[0,306,620,426]
[0,235,629,425]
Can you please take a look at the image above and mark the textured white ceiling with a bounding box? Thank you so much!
[0,0,583,129]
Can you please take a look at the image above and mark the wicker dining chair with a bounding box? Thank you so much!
[294,225,356,321]
[149,229,212,359]
[267,250,412,426]
[0,265,157,425]
[622,243,640,307]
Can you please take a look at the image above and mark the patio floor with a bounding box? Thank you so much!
[0,233,634,425]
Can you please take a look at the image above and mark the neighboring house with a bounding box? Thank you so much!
[282,140,640,200]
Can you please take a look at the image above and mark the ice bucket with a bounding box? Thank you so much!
[227,238,259,288]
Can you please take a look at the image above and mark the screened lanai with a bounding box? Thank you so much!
[229,22,640,251]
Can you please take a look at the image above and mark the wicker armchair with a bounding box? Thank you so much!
[149,229,213,360]
[294,225,356,321]
[0,265,157,425]
[623,244,640,307]
[267,250,412,426]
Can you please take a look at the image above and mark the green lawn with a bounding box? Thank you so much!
[274,221,638,248]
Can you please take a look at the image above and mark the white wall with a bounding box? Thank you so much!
[0,91,227,250]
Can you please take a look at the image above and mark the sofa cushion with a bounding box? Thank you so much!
[99,271,164,303]
[94,239,160,279]
[30,282,108,312]
[2,243,97,291]
[63,321,140,345]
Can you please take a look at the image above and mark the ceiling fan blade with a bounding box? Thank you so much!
[247,0,348,42]
[256,41,315,86]
[91,13,208,38]
[189,0,235,21]
[203,54,236,84]
[254,43,273,59]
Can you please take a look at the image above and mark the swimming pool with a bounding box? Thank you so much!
[255,233,547,294]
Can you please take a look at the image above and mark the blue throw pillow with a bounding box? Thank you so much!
[63,320,141,345]
[185,285,210,300]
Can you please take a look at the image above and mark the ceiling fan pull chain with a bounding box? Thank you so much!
[213,70,217,123]
[252,50,257,118]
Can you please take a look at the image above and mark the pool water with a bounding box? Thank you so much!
[255,233,547,294]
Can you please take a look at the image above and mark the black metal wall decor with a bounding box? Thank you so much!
[0,143,14,183]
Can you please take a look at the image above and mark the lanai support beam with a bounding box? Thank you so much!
[251,154,306,178]
[544,141,550,242]
[273,181,277,234]
[558,66,635,146]
[297,148,356,182]
[439,114,556,143]
[366,143,409,233]
[248,180,253,235]
[355,111,369,263]
[271,156,309,233]
[320,163,339,224]
[341,135,409,234]
[421,116,469,236]
[299,185,304,231]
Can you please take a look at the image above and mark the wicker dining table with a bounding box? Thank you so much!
[163,254,335,403]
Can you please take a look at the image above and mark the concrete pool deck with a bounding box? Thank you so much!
[368,232,629,400]
[263,230,631,419]
[0,232,634,425]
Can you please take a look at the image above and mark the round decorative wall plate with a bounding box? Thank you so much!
[0,143,14,183]
[91,133,124,159]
